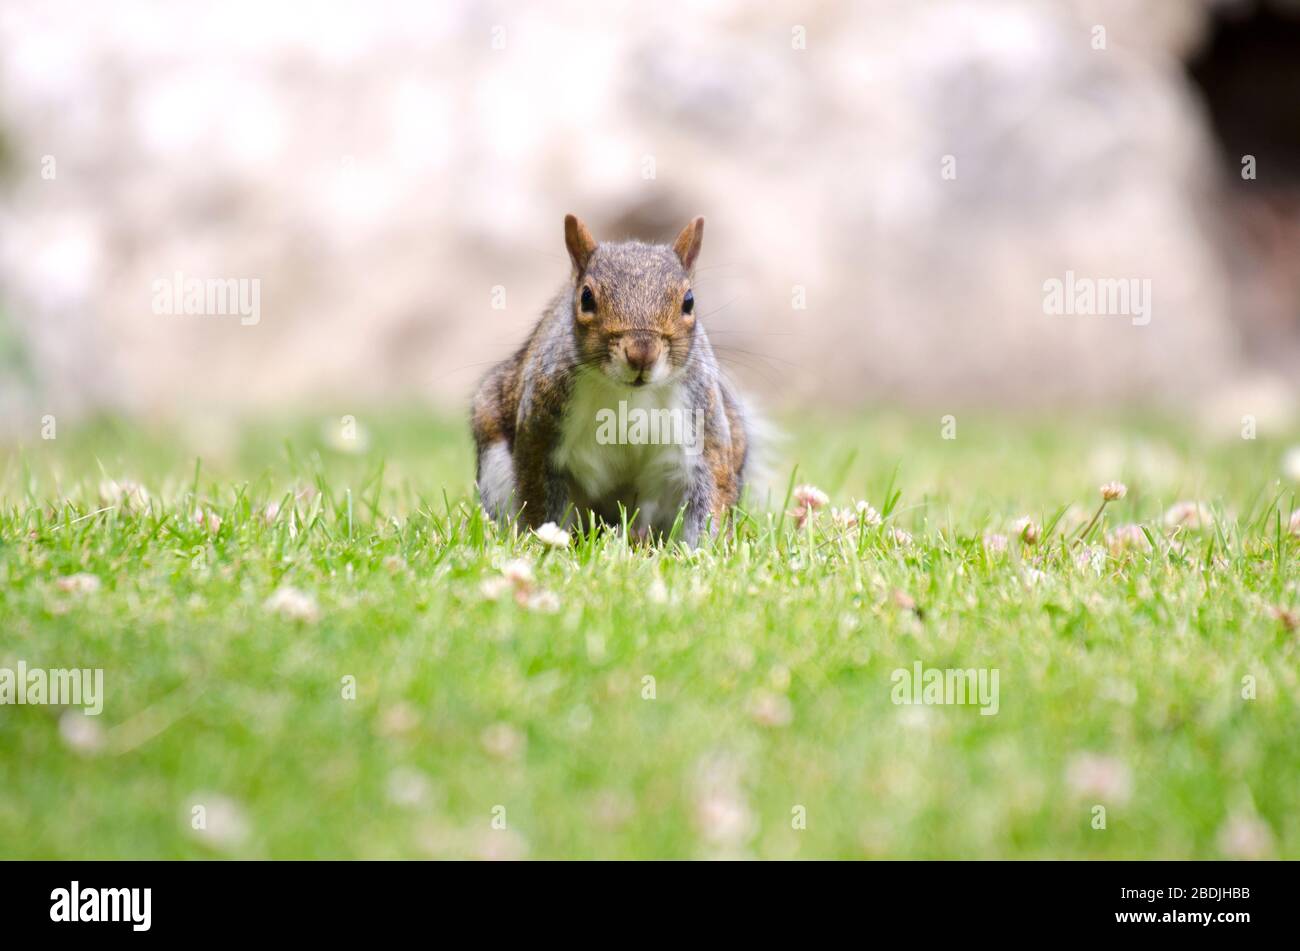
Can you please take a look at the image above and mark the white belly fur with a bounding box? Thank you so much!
[553,370,697,531]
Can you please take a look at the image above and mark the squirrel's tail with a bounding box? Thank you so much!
[735,394,785,515]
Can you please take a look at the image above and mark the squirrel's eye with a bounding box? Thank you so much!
[682,289,694,315]
[580,286,596,313]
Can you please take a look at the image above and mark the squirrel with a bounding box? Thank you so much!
[471,213,752,545]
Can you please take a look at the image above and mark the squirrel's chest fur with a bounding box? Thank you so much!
[552,370,697,529]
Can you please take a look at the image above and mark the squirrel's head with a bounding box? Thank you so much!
[563,213,704,388]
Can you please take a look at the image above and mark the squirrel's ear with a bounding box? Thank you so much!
[672,216,705,272]
[564,214,597,274]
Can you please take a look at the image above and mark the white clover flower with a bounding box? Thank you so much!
[99,479,150,512]
[792,484,829,509]
[185,793,251,852]
[832,502,881,531]
[747,690,793,728]
[1012,517,1041,545]
[479,576,513,601]
[1288,509,1300,538]
[1099,481,1127,502]
[829,507,857,529]
[375,703,420,737]
[385,767,432,807]
[481,722,526,760]
[264,586,320,622]
[1065,753,1132,805]
[647,577,669,604]
[523,590,561,613]
[691,755,755,849]
[55,573,101,594]
[58,710,105,754]
[473,827,531,861]
[483,558,559,610]
[983,532,1008,554]
[1163,500,1212,530]
[533,522,571,548]
[1106,523,1151,553]
[855,500,883,526]
[695,790,753,848]
[501,559,535,586]
[788,485,830,531]
[1217,813,1274,860]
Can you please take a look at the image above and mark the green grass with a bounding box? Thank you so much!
[0,410,1297,859]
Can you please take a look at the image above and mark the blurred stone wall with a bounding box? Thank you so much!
[0,0,1289,431]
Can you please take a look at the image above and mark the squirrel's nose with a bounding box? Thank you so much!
[623,337,662,374]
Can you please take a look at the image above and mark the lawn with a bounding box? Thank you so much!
[0,410,1297,859]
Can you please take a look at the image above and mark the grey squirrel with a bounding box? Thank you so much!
[471,214,752,544]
